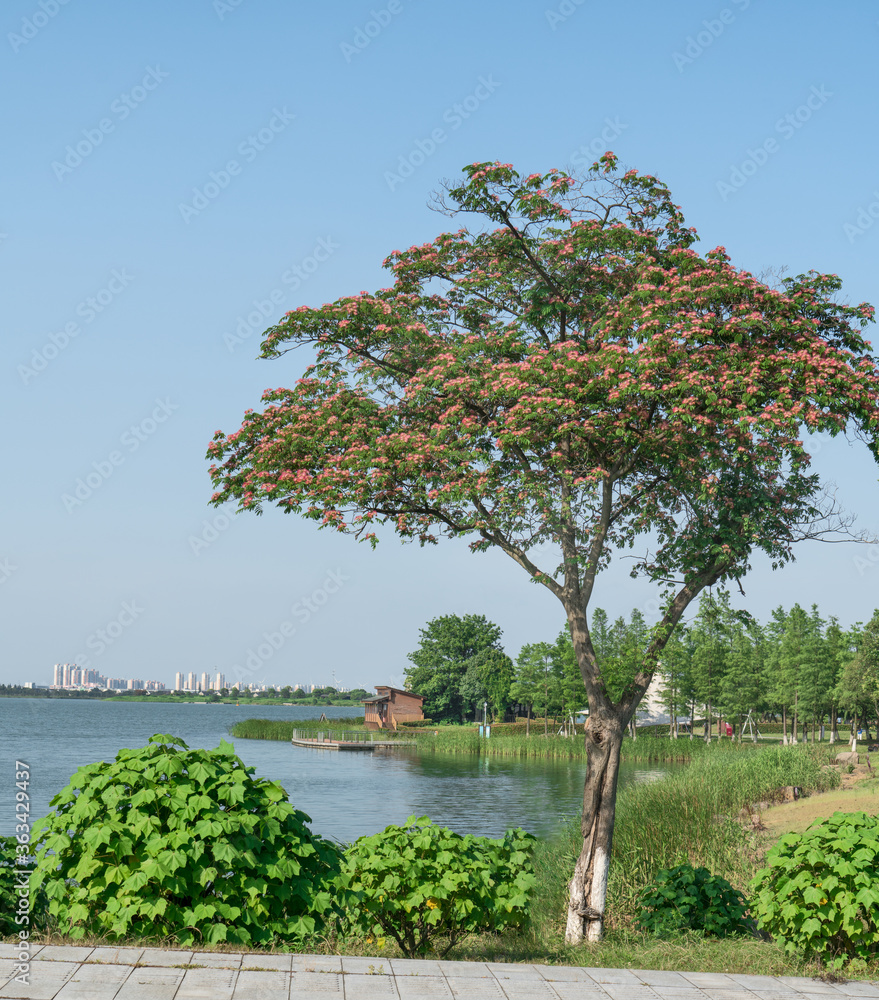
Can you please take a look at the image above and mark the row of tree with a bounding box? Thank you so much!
[405,601,879,740]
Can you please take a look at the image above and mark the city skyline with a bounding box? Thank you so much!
[42,663,362,694]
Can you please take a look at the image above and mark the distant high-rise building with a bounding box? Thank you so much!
[200,671,210,693]
[187,672,196,691]
[214,672,225,691]
[174,672,183,691]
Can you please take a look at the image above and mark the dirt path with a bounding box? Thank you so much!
[759,763,878,836]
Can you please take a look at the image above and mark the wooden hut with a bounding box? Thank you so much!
[362,686,424,731]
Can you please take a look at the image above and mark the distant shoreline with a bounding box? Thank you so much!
[0,691,363,708]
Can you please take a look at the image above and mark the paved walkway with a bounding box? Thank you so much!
[0,943,877,1000]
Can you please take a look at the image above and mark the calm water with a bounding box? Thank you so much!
[0,699,668,844]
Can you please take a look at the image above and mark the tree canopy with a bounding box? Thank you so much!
[208,155,879,942]
[404,613,507,722]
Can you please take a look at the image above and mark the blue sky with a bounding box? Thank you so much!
[3,0,879,691]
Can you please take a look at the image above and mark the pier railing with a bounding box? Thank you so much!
[291,729,412,743]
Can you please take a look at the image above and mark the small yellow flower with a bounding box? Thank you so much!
[426,898,439,909]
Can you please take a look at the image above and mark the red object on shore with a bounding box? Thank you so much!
[725,722,733,737]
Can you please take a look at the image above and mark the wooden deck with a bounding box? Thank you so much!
[291,737,416,751]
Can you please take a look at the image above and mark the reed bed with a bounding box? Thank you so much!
[231,717,761,763]
[415,729,721,762]
[229,717,365,740]
[532,742,841,931]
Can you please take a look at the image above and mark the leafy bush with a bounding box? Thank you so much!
[636,862,752,937]
[30,734,341,947]
[336,816,535,957]
[750,811,879,968]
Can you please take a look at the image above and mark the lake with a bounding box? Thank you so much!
[0,699,669,844]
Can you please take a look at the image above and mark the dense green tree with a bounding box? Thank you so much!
[656,626,697,738]
[688,593,734,739]
[510,642,559,735]
[405,614,505,722]
[717,620,765,739]
[477,648,516,722]
[836,612,879,744]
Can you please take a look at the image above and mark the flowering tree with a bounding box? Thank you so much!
[207,156,879,943]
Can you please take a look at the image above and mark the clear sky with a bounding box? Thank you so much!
[3,0,879,692]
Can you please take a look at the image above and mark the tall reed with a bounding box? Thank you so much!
[229,718,365,740]
[531,743,841,932]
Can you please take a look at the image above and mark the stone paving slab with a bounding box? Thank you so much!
[291,954,344,973]
[0,947,875,1000]
[0,961,79,1000]
[544,983,612,1000]
[83,947,145,966]
[395,974,454,999]
[174,965,238,999]
[446,975,507,998]
[53,962,133,998]
[135,948,194,968]
[230,968,291,999]
[115,966,186,1000]
[239,953,292,972]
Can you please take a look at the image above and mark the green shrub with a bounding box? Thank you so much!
[336,816,535,957]
[750,811,879,968]
[30,734,341,947]
[636,863,752,937]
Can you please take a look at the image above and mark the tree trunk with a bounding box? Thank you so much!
[782,704,788,745]
[851,712,858,752]
[565,712,623,945]
[830,704,838,744]
[526,705,531,737]
[792,691,798,744]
